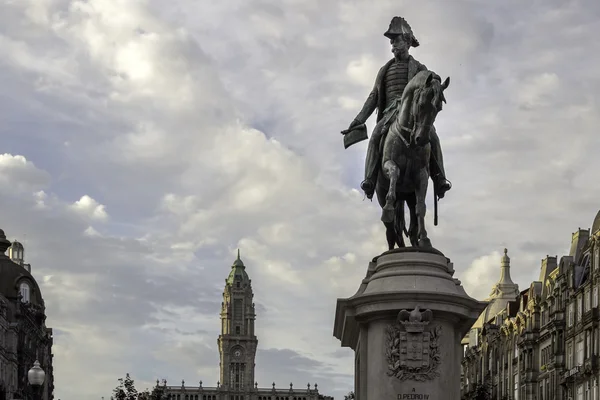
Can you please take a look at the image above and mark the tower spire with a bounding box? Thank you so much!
[498,248,514,285]
[233,249,245,268]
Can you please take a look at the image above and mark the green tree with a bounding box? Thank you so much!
[112,373,159,400]
[471,382,491,400]
[112,377,127,400]
[123,374,139,400]
[148,379,168,400]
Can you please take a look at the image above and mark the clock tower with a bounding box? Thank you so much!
[217,251,257,394]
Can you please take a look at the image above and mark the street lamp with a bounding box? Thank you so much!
[27,360,45,400]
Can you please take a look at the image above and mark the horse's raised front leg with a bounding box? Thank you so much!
[381,160,399,223]
[415,168,432,248]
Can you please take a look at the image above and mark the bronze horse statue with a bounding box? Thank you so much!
[375,71,450,250]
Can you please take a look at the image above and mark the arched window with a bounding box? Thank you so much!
[19,282,30,303]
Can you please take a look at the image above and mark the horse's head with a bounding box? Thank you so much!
[411,73,450,147]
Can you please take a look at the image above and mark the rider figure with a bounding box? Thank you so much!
[346,16,451,200]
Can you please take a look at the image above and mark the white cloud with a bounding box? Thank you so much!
[33,190,49,209]
[84,226,101,237]
[337,96,361,110]
[346,54,379,88]
[517,72,561,108]
[0,154,50,192]
[70,195,109,221]
[462,251,504,301]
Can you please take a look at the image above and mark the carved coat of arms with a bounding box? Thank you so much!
[385,306,441,381]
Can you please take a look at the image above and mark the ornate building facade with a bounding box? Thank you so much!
[461,211,600,400]
[0,229,54,400]
[164,253,333,400]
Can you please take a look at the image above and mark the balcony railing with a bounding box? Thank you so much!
[563,366,581,380]
[584,355,598,372]
[583,308,599,323]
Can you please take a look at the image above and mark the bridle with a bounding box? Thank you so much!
[398,87,438,147]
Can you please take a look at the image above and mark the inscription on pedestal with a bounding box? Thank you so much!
[398,393,430,400]
[398,388,430,399]
[385,306,441,381]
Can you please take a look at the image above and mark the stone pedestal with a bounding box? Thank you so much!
[333,248,487,400]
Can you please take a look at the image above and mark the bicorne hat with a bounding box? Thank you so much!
[384,16,420,47]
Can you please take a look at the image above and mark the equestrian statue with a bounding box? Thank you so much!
[341,16,451,250]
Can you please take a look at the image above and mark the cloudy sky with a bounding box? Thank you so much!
[1,0,600,398]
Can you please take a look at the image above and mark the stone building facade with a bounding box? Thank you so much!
[0,229,54,400]
[461,211,600,400]
[164,253,333,400]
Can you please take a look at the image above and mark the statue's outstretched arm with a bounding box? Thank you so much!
[354,65,386,124]
[355,85,378,124]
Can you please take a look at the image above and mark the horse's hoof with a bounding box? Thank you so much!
[381,208,394,223]
[418,238,432,248]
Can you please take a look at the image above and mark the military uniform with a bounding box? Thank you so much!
[348,17,451,200]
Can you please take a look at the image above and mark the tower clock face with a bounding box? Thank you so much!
[233,348,242,358]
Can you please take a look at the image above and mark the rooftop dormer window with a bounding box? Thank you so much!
[19,282,30,303]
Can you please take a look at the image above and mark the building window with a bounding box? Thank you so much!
[541,309,546,326]
[569,302,575,326]
[230,364,236,388]
[577,341,584,366]
[587,330,592,359]
[595,248,600,270]
[233,299,243,320]
[558,331,564,353]
[567,342,573,369]
[593,379,598,400]
[577,384,584,400]
[19,282,30,303]
[514,373,519,400]
[578,296,583,321]
[586,290,592,312]
[235,326,240,335]
[594,287,599,308]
